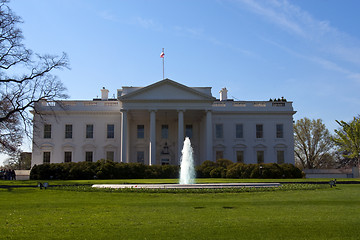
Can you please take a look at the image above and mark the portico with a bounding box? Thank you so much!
[117,79,215,165]
[120,108,213,165]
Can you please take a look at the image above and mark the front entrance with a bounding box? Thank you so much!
[160,142,171,165]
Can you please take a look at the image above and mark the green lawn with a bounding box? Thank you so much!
[1,178,359,186]
[1,183,359,239]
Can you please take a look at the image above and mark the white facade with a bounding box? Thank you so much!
[31,79,296,167]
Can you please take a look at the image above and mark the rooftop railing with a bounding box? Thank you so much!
[38,100,120,111]
[37,99,292,112]
[212,101,293,111]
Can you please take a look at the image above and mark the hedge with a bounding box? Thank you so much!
[30,160,179,180]
[30,159,303,180]
[196,159,303,179]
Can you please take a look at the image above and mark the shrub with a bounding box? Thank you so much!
[30,160,303,180]
[215,159,234,169]
[196,160,216,178]
[196,161,303,179]
[250,164,261,178]
[30,160,181,180]
[96,159,115,179]
[260,163,283,179]
[209,167,226,178]
[158,165,179,179]
[69,162,96,179]
[29,164,40,180]
[226,163,244,178]
[280,163,303,178]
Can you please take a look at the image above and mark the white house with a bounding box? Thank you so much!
[31,79,296,167]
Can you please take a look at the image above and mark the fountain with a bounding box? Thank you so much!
[179,137,196,184]
[92,138,280,189]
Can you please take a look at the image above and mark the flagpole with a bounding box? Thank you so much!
[162,48,165,80]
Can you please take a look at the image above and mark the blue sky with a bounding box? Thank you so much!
[2,0,360,165]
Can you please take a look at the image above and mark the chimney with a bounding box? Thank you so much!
[219,87,228,101]
[101,87,109,100]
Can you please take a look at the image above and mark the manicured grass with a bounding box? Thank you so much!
[1,184,360,239]
[1,178,359,186]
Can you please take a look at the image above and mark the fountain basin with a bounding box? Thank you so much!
[92,183,281,189]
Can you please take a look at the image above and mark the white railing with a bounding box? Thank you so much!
[272,102,286,107]
[253,102,266,107]
[37,100,120,110]
[63,102,76,106]
[212,102,226,107]
[105,102,119,106]
[84,102,97,106]
[233,102,246,107]
[41,101,56,106]
[211,100,291,110]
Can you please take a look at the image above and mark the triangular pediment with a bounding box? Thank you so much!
[119,79,215,101]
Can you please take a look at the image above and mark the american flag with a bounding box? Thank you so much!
[160,51,165,58]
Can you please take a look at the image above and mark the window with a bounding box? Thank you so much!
[43,152,50,163]
[236,151,244,163]
[185,124,193,138]
[64,152,72,163]
[216,124,223,139]
[137,151,144,164]
[65,124,72,139]
[277,151,285,164]
[86,124,93,139]
[161,125,169,139]
[137,125,144,139]
[216,151,223,160]
[257,151,264,163]
[256,124,263,138]
[161,159,170,165]
[107,124,114,139]
[44,124,52,139]
[276,124,284,138]
[236,124,243,138]
[106,151,114,161]
[85,151,93,162]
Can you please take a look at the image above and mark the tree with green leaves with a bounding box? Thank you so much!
[294,118,334,169]
[332,117,360,167]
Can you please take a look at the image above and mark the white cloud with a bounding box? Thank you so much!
[262,37,360,84]
[97,11,163,32]
[235,0,339,40]
[309,56,349,74]
[236,0,306,37]
[234,0,360,67]
[98,10,119,22]
[133,17,163,31]
[173,26,204,38]
[173,25,260,59]
[348,73,360,83]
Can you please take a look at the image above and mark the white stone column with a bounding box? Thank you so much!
[177,110,184,165]
[149,110,156,165]
[120,110,127,163]
[126,114,130,163]
[205,110,213,161]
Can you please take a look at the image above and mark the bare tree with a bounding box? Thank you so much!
[294,118,334,169]
[0,0,69,154]
[0,98,22,154]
